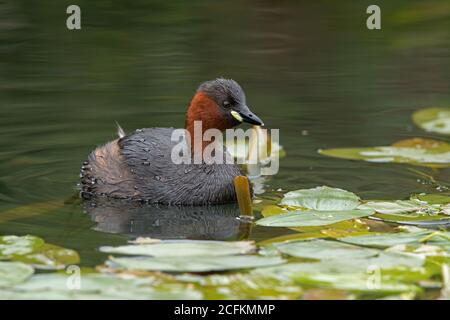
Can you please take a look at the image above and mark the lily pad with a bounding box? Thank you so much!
[261,205,287,217]
[258,232,329,246]
[412,107,450,135]
[319,138,450,168]
[291,273,421,294]
[253,250,425,295]
[411,193,450,205]
[100,240,255,257]
[0,235,79,270]
[280,186,360,210]
[0,273,201,300]
[371,214,450,227]
[255,250,425,276]
[177,273,303,300]
[339,230,450,248]
[257,217,371,244]
[359,200,428,215]
[0,261,34,287]
[107,255,286,273]
[275,239,379,260]
[256,209,374,227]
[359,198,450,226]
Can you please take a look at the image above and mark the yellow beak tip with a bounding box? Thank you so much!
[231,110,243,122]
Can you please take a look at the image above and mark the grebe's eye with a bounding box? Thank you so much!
[222,101,231,108]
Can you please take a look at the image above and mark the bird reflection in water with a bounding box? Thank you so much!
[83,198,252,241]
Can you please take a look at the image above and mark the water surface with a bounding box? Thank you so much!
[0,0,449,266]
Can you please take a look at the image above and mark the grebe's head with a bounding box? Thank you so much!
[186,78,263,131]
[198,78,263,127]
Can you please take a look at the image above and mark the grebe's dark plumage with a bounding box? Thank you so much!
[80,78,263,205]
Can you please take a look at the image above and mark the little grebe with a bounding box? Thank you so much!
[80,78,263,205]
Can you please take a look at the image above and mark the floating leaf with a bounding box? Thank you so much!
[0,235,80,270]
[107,255,285,273]
[411,193,450,205]
[256,209,374,227]
[301,288,353,300]
[0,261,34,287]
[318,220,372,238]
[339,230,450,248]
[178,273,302,300]
[100,240,255,257]
[261,205,287,217]
[319,138,450,168]
[359,199,450,226]
[359,200,425,215]
[440,264,450,299]
[443,204,450,216]
[387,243,450,258]
[0,273,201,300]
[372,214,450,227]
[291,273,421,294]
[280,186,360,211]
[412,107,450,135]
[258,232,328,246]
[258,219,371,244]
[255,250,425,276]
[253,252,424,295]
[275,239,379,260]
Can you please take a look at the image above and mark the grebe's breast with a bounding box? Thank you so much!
[81,128,242,205]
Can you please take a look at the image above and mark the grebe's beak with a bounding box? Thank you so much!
[231,107,264,126]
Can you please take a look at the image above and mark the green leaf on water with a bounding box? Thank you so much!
[256,209,374,227]
[372,213,450,227]
[252,251,425,295]
[291,272,421,295]
[177,273,303,300]
[275,239,379,260]
[100,240,255,257]
[0,235,80,270]
[254,250,425,276]
[0,261,34,287]
[358,198,450,226]
[339,230,450,248]
[410,193,450,205]
[359,200,428,215]
[0,273,202,300]
[359,198,450,217]
[412,107,450,135]
[319,138,450,168]
[261,205,288,217]
[107,255,286,273]
[258,232,329,246]
[280,186,360,210]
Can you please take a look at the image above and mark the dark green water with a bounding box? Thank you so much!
[0,0,449,266]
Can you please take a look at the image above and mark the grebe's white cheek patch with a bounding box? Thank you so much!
[171,129,191,164]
